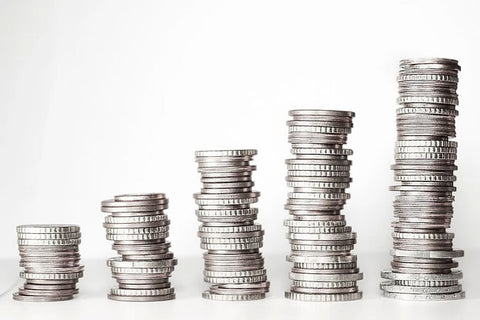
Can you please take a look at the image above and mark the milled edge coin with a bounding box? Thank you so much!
[285,291,362,302]
[107,293,175,302]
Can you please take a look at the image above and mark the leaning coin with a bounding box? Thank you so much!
[102,198,168,207]
[18,288,78,297]
[114,193,166,201]
[12,292,73,302]
[380,281,462,294]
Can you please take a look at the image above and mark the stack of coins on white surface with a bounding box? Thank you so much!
[284,109,363,302]
[194,150,270,301]
[101,193,176,302]
[381,58,465,300]
[14,224,83,302]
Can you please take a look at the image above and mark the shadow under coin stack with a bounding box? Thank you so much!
[194,150,269,301]
[101,193,176,302]
[284,109,363,302]
[13,224,83,302]
[381,58,465,301]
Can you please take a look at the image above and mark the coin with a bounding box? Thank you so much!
[107,293,175,302]
[285,291,362,302]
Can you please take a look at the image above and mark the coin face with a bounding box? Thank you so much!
[380,58,465,300]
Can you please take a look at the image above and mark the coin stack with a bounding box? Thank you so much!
[101,193,176,302]
[284,109,363,302]
[380,58,465,300]
[13,224,83,302]
[194,150,270,301]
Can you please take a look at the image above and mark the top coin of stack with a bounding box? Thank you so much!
[194,150,270,301]
[381,58,465,301]
[101,193,176,302]
[14,224,83,302]
[284,109,363,302]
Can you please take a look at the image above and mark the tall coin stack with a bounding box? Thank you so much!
[380,58,465,300]
[13,224,83,302]
[101,193,177,302]
[194,150,270,301]
[284,109,363,302]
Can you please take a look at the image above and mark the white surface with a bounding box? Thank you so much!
[0,252,479,320]
[0,0,479,318]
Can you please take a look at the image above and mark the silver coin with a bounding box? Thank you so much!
[23,283,77,290]
[107,293,175,302]
[381,270,462,281]
[18,288,79,297]
[102,198,168,207]
[101,204,168,213]
[382,291,464,301]
[119,282,171,290]
[195,150,257,157]
[16,224,80,234]
[204,275,268,284]
[381,281,462,294]
[289,272,363,282]
[20,271,83,280]
[114,193,166,201]
[110,287,174,296]
[13,292,73,302]
[285,291,362,302]
[17,232,81,240]
[202,291,265,301]
[107,257,177,268]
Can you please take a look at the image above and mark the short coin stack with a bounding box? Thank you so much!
[381,58,465,300]
[194,149,270,301]
[101,193,176,302]
[13,224,83,302]
[284,109,363,302]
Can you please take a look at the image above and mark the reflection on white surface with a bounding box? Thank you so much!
[0,259,18,296]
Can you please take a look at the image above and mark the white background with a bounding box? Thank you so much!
[1,0,479,319]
